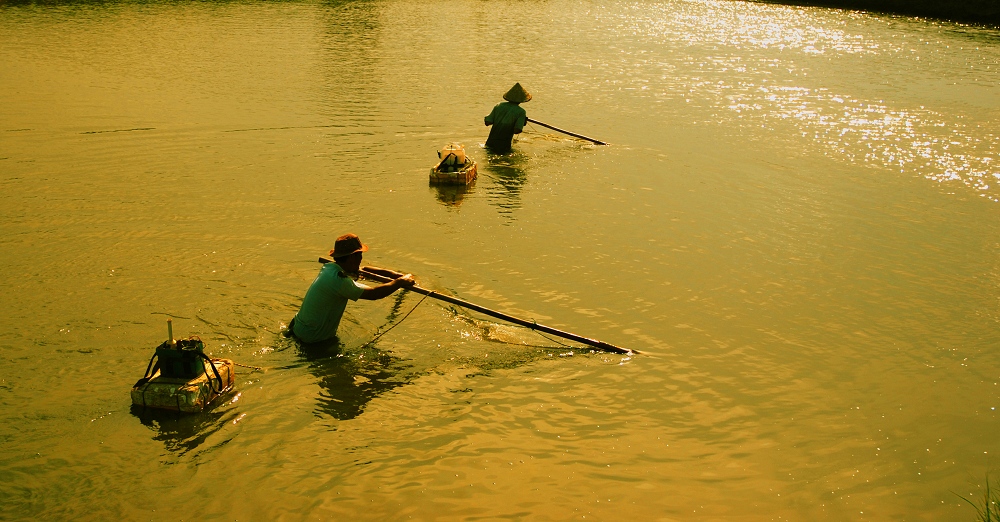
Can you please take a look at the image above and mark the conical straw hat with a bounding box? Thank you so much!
[502,83,532,103]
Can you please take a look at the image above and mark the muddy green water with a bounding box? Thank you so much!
[1,0,999,519]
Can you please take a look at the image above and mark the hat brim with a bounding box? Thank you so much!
[503,92,532,103]
[331,243,368,258]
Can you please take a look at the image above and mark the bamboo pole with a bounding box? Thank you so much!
[526,118,608,145]
[316,258,632,354]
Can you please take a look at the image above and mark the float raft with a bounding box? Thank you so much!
[429,159,477,185]
[430,143,477,185]
[131,336,235,413]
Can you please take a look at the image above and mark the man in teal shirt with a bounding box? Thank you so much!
[290,234,414,344]
[484,83,531,153]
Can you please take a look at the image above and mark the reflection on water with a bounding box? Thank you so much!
[429,180,474,208]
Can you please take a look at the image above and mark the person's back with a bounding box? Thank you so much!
[484,83,531,153]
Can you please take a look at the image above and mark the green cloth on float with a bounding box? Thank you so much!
[484,101,527,153]
[292,262,368,343]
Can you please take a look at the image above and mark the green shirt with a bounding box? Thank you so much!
[292,262,367,343]
[484,102,527,153]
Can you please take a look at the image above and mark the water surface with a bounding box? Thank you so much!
[1,0,999,519]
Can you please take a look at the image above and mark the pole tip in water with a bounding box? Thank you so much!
[596,341,634,355]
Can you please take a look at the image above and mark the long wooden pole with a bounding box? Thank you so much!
[526,118,608,145]
[317,258,632,354]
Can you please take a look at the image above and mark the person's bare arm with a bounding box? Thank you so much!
[359,274,415,300]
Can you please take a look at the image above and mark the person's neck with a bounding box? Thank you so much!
[336,259,361,277]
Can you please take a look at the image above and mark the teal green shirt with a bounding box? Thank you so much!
[293,262,367,343]
[484,102,527,153]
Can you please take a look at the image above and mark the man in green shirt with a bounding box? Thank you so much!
[289,234,414,344]
[484,83,531,153]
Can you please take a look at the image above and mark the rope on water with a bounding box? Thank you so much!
[232,361,265,372]
[354,292,431,351]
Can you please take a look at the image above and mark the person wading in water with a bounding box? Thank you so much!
[484,82,531,154]
[287,234,414,344]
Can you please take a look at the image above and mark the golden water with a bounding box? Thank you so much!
[1,0,999,519]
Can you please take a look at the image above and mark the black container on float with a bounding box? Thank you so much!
[154,338,207,379]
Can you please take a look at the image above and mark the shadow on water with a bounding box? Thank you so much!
[295,291,416,420]
[292,291,586,419]
[479,149,530,217]
[753,0,1000,27]
[130,400,238,456]
[296,340,415,420]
